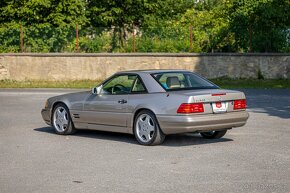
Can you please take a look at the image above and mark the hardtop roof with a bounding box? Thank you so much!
[115,69,190,75]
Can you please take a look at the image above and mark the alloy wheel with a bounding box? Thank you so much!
[53,106,69,132]
[135,114,155,143]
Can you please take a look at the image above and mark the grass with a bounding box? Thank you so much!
[211,79,290,89]
[0,79,101,89]
[0,79,289,89]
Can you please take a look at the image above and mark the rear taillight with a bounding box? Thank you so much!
[177,103,204,113]
[234,99,246,110]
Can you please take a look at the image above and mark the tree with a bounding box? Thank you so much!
[0,0,86,26]
[229,0,290,52]
[0,0,87,52]
[175,0,234,52]
[86,0,159,51]
[0,0,289,53]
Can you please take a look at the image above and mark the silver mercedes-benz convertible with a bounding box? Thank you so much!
[41,70,249,145]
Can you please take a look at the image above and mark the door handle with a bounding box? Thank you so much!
[118,99,127,104]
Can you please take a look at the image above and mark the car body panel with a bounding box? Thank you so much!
[157,111,249,134]
[41,70,249,136]
[41,108,51,125]
[82,94,128,126]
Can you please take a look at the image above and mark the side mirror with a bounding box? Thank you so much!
[91,85,102,95]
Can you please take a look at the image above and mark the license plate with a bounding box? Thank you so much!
[212,102,228,113]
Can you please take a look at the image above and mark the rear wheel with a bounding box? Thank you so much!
[200,130,228,139]
[134,110,165,145]
[52,104,76,135]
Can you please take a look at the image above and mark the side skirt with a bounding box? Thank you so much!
[74,122,131,134]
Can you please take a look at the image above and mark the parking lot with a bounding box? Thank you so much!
[0,88,289,193]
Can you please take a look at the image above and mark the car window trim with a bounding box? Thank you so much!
[130,75,148,94]
[101,73,149,95]
[101,74,133,95]
[150,71,219,91]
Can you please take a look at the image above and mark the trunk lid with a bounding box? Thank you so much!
[179,89,245,103]
[173,89,246,114]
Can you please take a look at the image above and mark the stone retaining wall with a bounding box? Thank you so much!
[0,53,289,80]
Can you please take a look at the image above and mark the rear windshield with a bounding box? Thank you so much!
[151,72,219,91]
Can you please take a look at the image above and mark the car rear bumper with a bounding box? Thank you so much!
[41,108,51,125]
[156,111,249,135]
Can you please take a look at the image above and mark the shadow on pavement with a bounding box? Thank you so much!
[34,127,233,146]
[162,133,233,147]
[239,89,290,119]
[34,127,55,134]
[34,127,137,145]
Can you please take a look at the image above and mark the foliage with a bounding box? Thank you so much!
[86,0,159,51]
[0,0,87,26]
[229,0,290,52]
[78,29,112,52]
[24,24,75,52]
[0,0,289,53]
[0,22,20,52]
[178,1,233,52]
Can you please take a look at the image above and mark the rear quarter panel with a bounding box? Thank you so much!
[127,89,247,133]
[127,92,189,133]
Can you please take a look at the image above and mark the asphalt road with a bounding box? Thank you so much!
[0,88,289,193]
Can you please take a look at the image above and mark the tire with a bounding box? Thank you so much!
[134,110,165,145]
[200,129,228,139]
[52,103,76,135]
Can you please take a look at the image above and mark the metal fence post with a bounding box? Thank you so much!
[189,25,193,52]
[20,23,24,53]
[76,23,79,52]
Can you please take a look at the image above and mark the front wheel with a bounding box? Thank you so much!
[200,130,228,139]
[134,110,165,145]
[52,104,76,135]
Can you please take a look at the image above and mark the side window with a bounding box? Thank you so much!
[132,77,146,93]
[102,75,137,95]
